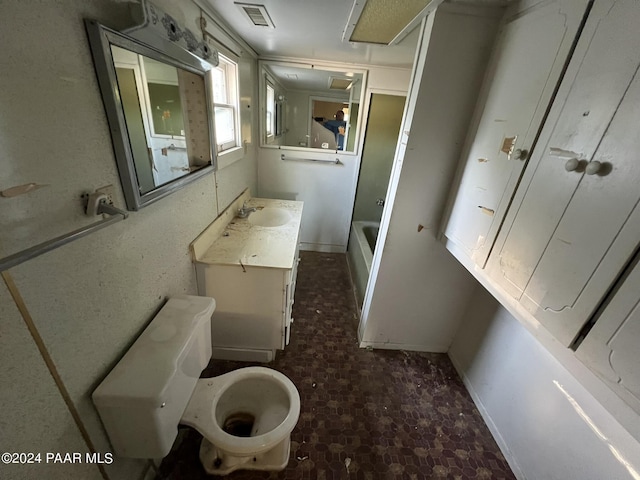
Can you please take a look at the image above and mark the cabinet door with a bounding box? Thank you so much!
[442,0,589,267]
[577,255,640,416]
[200,264,286,350]
[489,0,640,345]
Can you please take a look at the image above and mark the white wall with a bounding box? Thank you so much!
[0,1,257,479]
[284,90,311,147]
[257,65,412,252]
[449,287,640,480]
[284,89,349,148]
[359,6,502,351]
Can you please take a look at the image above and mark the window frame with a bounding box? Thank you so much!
[265,81,275,140]
[212,53,240,154]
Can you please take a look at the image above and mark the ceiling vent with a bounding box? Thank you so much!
[235,3,275,28]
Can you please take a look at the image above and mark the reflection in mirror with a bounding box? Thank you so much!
[111,46,210,194]
[261,62,366,153]
[86,21,216,210]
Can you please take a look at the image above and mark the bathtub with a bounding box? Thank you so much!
[347,221,380,307]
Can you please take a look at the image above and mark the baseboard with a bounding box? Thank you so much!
[447,352,526,480]
[358,340,449,353]
[300,243,346,253]
[211,347,274,363]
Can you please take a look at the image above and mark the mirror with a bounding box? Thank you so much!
[86,21,217,210]
[260,61,366,153]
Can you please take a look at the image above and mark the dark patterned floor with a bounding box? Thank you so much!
[157,252,515,479]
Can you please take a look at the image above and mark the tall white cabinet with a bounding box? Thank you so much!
[442,0,640,428]
[488,10,640,344]
[442,0,590,267]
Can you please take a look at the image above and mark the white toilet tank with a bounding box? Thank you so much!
[92,295,215,458]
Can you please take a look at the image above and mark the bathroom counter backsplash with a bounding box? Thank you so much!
[197,198,303,269]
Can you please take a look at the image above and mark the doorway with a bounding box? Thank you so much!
[348,93,406,307]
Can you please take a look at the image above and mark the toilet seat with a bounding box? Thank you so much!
[180,367,300,457]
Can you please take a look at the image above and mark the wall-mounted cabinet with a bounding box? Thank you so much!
[576,255,640,418]
[487,11,640,344]
[442,0,640,421]
[441,0,590,267]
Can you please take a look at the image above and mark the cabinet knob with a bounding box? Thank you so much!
[564,158,580,172]
[585,160,602,175]
[513,148,528,160]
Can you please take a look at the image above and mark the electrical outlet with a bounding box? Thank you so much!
[96,185,115,205]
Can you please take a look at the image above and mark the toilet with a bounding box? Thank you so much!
[92,295,300,475]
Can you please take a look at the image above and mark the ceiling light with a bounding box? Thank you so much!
[343,0,443,45]
[329,77,353,90]
[235,3,275,28]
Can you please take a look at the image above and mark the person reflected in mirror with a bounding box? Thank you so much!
[323,110,346,150]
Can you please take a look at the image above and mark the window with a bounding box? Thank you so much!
[212,54,239,153]
[266,83,275,138]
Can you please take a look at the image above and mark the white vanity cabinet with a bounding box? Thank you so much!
[486,0,640,346]
[442,0,590,267]
[195,250,300,361]
[191,195,303,362]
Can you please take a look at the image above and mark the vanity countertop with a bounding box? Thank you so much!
[196,197,303,269]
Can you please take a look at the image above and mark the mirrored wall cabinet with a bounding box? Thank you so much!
[86,20,218,210]
[259,61,367,154]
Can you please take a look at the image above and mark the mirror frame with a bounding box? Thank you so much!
[259,60,368,155]
[86,20,217,211]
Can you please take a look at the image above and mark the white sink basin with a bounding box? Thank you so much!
[249,207,292,227]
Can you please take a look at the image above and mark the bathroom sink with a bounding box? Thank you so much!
[249,207,292,227]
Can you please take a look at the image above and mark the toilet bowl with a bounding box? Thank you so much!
[182,367,300,474]
[92,295,300,475]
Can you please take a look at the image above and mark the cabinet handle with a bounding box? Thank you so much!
[585,160,602,175]
[564,158,580,172]
[513,148,528,160]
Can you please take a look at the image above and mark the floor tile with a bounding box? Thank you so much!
[157,252,515,479]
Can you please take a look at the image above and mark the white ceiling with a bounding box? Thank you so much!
[204,0,421,68]
[265,63,363,96]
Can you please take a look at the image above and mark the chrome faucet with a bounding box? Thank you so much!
[237,201,257,218]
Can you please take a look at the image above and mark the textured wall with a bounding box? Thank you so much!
[0,1,257,479]
[0,281,104,480]
[449,287,640,479]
